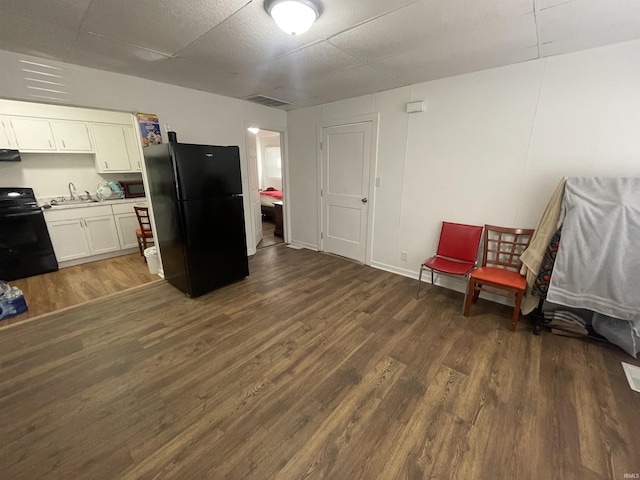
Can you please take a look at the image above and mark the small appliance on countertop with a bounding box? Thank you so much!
[120,180,145,198]
[0,187,58,281]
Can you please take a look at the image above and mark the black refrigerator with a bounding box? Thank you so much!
[143,143,249,297]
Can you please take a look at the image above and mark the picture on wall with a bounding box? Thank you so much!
[137,113,162,147]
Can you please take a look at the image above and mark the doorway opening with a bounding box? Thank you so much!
[247,128,285,250]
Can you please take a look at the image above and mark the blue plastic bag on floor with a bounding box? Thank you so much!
[0,281,28,321]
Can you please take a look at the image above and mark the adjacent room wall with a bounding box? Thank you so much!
[258,134,282,191]
[287,39,640,293]
[0,48,287,255]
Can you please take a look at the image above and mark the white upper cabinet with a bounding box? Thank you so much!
[91,123,135,172]
[10,117,56,151]
[0,100,144,173]
[123,125,142,172]
[0,116,17,149]
[50,120,93,151]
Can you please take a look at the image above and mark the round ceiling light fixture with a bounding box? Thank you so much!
[265,0,323,36]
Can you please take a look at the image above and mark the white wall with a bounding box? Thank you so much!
[0,48,287,255]
[287,39,640,293]
[0,153,141,199]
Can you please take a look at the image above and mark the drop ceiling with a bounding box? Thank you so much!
[1,0,639,110]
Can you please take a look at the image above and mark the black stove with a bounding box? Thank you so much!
[0,187,58,281]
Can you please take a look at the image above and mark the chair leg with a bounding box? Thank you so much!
[431,270,434,285]
[463,281,475,317]
[511,290,524,331]
[416,266,424,298]
[472,287,481,303]
[137,237,143,257]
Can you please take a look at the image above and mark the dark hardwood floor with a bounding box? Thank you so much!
[4,253,157,326]
[257,218,284,249]
[0,246,638,479]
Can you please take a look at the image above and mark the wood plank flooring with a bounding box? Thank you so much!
[0,246,638,479]
[5,253,157,326]
[258,218,284,249]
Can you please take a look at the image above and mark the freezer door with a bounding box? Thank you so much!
[172,144,242,200]
[180,196,249,297]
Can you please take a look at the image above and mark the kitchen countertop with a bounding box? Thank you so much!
[40,197,147,211]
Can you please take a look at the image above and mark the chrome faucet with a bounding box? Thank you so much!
[68,182,77,200]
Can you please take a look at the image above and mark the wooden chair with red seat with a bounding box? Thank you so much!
[134,206,154,261]
[416,221,484,297]
[463,225,535,331]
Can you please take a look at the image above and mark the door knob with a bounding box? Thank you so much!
[362,198,368,203]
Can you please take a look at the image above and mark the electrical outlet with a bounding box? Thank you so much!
[400,251,408,262]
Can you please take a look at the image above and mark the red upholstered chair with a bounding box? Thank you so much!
[416,222,483,297]
[134,206,154,260]
[463,225,535,331]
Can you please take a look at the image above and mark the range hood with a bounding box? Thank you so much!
[0,149,20,162]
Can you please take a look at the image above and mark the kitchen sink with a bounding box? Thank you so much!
[56,199,99,205]
[42,198,100,208]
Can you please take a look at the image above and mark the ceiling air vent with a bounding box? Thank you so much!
[243,94,291,108]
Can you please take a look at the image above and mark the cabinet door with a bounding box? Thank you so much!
[0,116,17,149]
[84,215,120,254]
[48,219,91,261]
[114,212,140,249]
[10,117,56,151]
[50,120,92,151]
[123,125,143,172]
[91,124,133,172]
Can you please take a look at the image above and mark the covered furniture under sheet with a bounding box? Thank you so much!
[542,177,640,357]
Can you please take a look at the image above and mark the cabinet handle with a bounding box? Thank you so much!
[104,162,109,169]
[80,220,84,228]
[137,161,141,169]
[62,140,66,148]
[48,140,53,148]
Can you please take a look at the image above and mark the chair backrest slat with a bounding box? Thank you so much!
[134,206,152,232]
[481,224,534,272]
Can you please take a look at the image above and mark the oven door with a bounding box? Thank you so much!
[0,209,58,281]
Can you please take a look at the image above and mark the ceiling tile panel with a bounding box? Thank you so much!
[538,0,640,53]
[300,0,421,38]
[143,58,264,98]
[330,0,534,61]
[0,17,79,60]
[376,46,540,86]
[177,1,318,74]
[81,0,250,55]
[373,16,539,84]
[299,64,406,100]
[65,33,171,76]
[254,86,320,105]
[1,0,640,110]
[250,41,364,89]
[0,0,93,29]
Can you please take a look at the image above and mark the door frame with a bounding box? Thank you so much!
[317,113,379,265]
[243,122,289,255]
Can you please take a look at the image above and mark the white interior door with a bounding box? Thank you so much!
[321,121,373,263]
[247,131,263,248]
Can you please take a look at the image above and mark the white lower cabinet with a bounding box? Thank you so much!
[84,216,121,254]
[112,201,148,249]
[45,205,120,262]
[47,219,92,261]
[114,213,139,249]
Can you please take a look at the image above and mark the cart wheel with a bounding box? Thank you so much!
[533,324,541,335]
